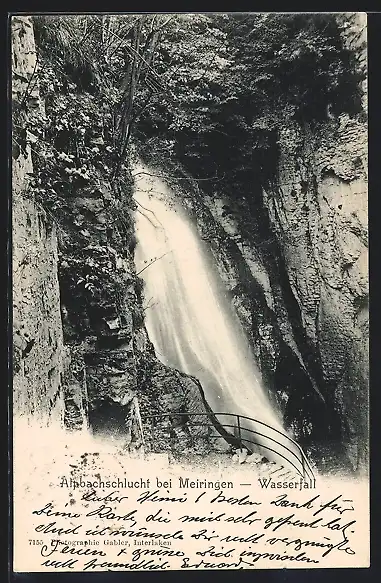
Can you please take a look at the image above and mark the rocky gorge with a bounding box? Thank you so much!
[11,13,368,475]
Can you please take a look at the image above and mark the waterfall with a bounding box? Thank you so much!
[133,163,308,476]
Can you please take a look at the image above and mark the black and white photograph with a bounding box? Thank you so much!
[10,12,369,571]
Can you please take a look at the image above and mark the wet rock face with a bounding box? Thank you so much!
[264,116,368,471]
[184,109,368,472]
[183,193,329,457]
[13,198,67,426]
[53,156,215,450]
[11,14,213,450]
[12,14,367,471]
[12,16,66,426]
[260,14,368,470]
[136,358,231,455]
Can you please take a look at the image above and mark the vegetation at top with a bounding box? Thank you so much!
[14,13,365,213]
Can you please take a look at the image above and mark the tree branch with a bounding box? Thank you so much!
[136,252,171,276]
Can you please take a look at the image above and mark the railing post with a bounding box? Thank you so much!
[301,453,305,480]
[142,411,314,482]
[237,415,242,447]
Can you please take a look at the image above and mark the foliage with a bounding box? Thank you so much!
[137,13,364,199]
[26,15,181,212]
[27,89,117,213]
[58,245,133,339]
[23,13,364,225]
[60,248,122,300]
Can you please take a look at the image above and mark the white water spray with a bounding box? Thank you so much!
[133,163,309,477]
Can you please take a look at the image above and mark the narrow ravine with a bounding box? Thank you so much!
[133,163,310,477]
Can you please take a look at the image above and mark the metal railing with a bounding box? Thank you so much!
[141,411,315,481]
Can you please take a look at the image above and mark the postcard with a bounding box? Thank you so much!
[11,12,369,572]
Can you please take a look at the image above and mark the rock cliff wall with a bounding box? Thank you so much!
[55,171,212,451]
[263,13,368,470]
[11,16,216,455]
[12,16,66,426]
[149,13,368,472]
[264,113,368,471]
[11,14,368,472]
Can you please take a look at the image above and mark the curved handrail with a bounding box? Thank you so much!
[141,411,315,480]
[207,422,306,471]
[214,412,313,480]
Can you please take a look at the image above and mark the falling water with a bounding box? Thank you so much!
[133,163,308,476]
